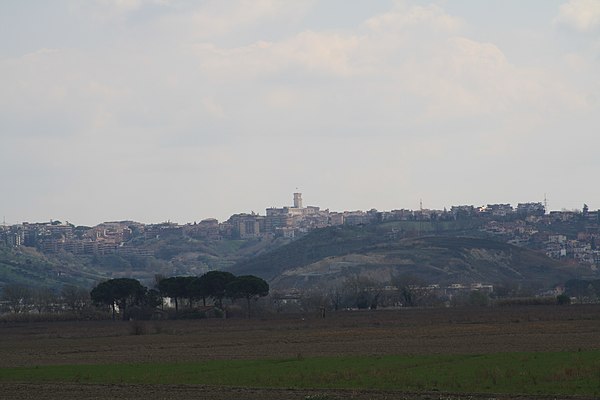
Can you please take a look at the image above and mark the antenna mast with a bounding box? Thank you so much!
[418,199,423,237]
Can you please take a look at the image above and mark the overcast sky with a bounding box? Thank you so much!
[1,0,599,226]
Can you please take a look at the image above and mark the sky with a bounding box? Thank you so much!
[1,0,599,226]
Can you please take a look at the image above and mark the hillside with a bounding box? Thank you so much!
[2,218,595,293]
[229,221,484,280]
[0,245,106,290]
[0,234,292,292]
[83,235,292,286]
[230,224,591,290]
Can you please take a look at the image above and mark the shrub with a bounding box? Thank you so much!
[557,294,571,305]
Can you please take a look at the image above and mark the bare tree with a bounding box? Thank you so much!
[299,291,330,314]
[1,284,32,313]
[32,287,57,313]
[392,273,425,307]
[61,285,90,313]
[342,275,379,309]
[327,286,344,311]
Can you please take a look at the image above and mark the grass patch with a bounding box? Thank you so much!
[2,350,600,396]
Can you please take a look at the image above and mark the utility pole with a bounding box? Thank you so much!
[419,199,423,237]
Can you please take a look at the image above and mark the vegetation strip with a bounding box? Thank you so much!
[2,350,600,396]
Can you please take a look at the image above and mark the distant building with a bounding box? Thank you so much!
[186,218,221,240]
[517,202,545,216]
[293,192,303,209]
[451,205,475,219]
[228,213,264,238]
[481,204,514,217]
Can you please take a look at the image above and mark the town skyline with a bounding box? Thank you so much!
[3,192,599,273]
[2,191,595,228]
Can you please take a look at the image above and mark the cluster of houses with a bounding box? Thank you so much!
[0,220,150,257]
[0,193,385,255]
[2,195,599,269]
[478,205,600,269]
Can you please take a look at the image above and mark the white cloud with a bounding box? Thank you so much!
[555,0,600,32]
[73,0,142,22]
[364,3,462,33]
[3,2,590,138]
[278,31,362,77]
[2,1,600,223]
[151,2,593,142]
[155,0,314,41]
[188,31,361,83]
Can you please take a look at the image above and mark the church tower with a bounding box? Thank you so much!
[293,192,303,209]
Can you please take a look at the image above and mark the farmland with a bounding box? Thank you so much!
[1,305,600,399]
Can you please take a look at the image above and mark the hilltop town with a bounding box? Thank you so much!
[0,193,600,270]
[2,193,599,272]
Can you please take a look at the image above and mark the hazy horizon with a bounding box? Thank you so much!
[2,1,599,226]
[2,193,591,227]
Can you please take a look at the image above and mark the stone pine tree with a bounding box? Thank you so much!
[226,275,269,318]
[201,271,236,309]
[90,278,146,320]
[187,276,210,307]
[157,275,215,313]
[157,277,190,313]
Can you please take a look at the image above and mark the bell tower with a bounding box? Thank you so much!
[293,192,303,208]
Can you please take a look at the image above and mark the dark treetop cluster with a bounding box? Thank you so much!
[90,272,268,320]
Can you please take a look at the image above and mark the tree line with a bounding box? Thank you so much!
[90,271,269,320]
[0,272,268,321]
[0,284,90,315]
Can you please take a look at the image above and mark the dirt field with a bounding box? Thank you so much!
[2,382,596,400]
[1,305,599,399]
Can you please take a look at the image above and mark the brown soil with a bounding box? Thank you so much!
[1,383,596,400]
[1,304,599,399]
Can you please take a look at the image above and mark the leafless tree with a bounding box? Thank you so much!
[32,287,57,313]
[61,284,90,312]
[1,284,32,313]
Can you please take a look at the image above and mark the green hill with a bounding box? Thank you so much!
[229,221,484,280]
[2,218,593,293]
[0,245,106,290]
[229,223,588,290]
[0,234,292,292]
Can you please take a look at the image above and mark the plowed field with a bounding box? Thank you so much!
[1,305,599,399]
